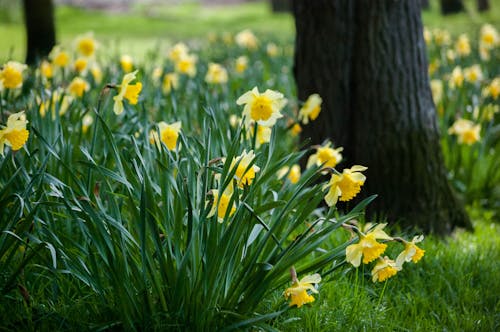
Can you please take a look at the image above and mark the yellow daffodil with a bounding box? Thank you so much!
[67,77,90,98]
[149,121,181,151]
[40,60,53,79]
[235,29,258,50]
[306,142,343,170]
[430,79,443,104]
[82,114,93,134]
[396,235,425,267]
[175,53,197,77]
[113,70,142,115]
[236,87,287,127]
[247,122,271,148]
[324,165,367,206]
[428,59,440,76]
[0,111,29,155]
[205,63,228,84]
[277,164,301,184]
[0,61,27,89]
[448,118,481,145]
[371,257,401,282]
[480,104,499,121]
[464,65,483,84]
[449,66,464,89]
[152,67,163,83]
[266,43,279,57]
[207,186,236,222]
[162,72,179,94]
[455,34,471,57]
[90,64,103,84]
[433,29,451,46]
[482,78,500,100]
[290,123,302,136]
[229,150,260,188]
[299,94,322,125]
[50,46,70,68]
[73,57,88,74]
[446,49,456,63]
[75,32,97,57]
[120,55,134,73]
[283,273,321,308]
[235,56,248,73]
[423,27,432,45]
[480,24,499,50]
[346,223,392,267]
[168,42,189,62]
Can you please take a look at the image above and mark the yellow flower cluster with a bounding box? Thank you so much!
[448,118,481,145]
[0,112,29,155]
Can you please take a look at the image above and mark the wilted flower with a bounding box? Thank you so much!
[237,87,287,127]
[306,142,343,169]
[149,121,181,151]
[67,77,90,97]
[205,63,228,84]
[346,223,392,267]
[162,72,179,94]
[298,94,322,125]
[0,111,29,155]
[175,53,198,77]
[371,257,401,283]
[235,29,258,50]
[113,70,142,115]
[229,150,260,188]
[448,118,481,145]
[120,54,134,73]
[324,165,367,206]
[235,56,248,73]
[0,61,27,89]
[396,235,425,267]
[283,273,321,308]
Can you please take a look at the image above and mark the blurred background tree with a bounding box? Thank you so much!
[293,0,471,234]
[23,0,56,64]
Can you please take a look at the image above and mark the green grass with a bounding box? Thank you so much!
[275,213,500,331]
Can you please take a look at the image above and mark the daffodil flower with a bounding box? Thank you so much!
[207,186,236,222]
[345,223,392,267]
[0,111,29,155]
[371,256,401,282]
[396,235,425,267]
[149,121,181,151]
[113,70,142,115]
[205,63,228,84]
[306,142,343,170]
[298,94,322,125]
[324,165,367,206]
[229,150,260,188]
[0,61,27,89]
[283,273,321,308]
[237,87,287,127]
[448,118,481,145]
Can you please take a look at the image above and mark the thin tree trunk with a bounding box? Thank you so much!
[477,0,489,12]
[440,0,464,15]
[293,0,471,234]
[23,0,56,65]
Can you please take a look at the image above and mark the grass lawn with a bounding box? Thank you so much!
[1,0,499,62]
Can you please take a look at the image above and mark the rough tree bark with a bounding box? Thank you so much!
[23,0,56,65]
[477,0,490,12]
[293,0,471,235]
[440,0,464,15]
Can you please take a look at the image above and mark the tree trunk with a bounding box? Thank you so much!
[421,0,430,10]
[270,0,291,12]
[477,0,489,12]
[293,0,471,235]
[440,0,464,15]
[23,0,56,65]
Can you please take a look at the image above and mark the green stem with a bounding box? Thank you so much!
[377,279,388,307]
[86,90,106,194]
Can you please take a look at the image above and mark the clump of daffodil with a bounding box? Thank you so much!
[50,46,70,68]
[277,164,301,184]
[229,150,260,188]
[247,122,271,148]
[73,57,88,75]
[395,235,425,267]
[67,77,90,98]
[120,54,134,73]
[455,33,471,57]
[0,111,29,155]
[283,269,321,308]
[38,89,73,119]
[448,66,464,89]
[149,121,181,151]
[207,186,237,222]
[162,72,179,94]
[236,87,287,127]
[306,141,343,170]
[175,53,198,77]
[40,60,53,80]
[464,65,483,84]
[82,114,93,134]
[448,118,481,145]
[168,42,189,62]
[235,56,248,74]
[75,32,98,58]
[324,165,367,206]
[0,61,27,89]
[266,43,279,57]
[205,63,228,84]
[371,256,401,283]
[430,79,443,105]
[346,223,392,267]
[298,94,322,124]
[235,29,258,50]
[433,29,451,47]
[113,70,142,115]
[482,77,500,100]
